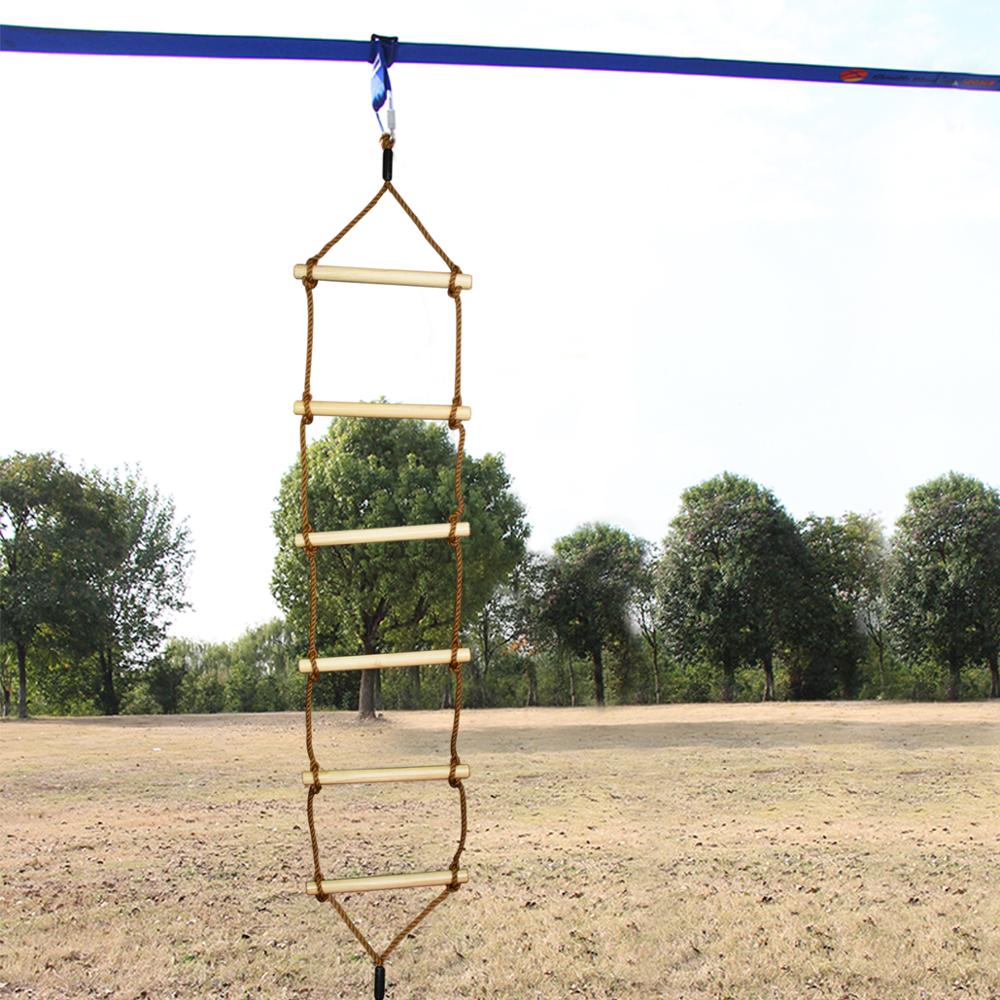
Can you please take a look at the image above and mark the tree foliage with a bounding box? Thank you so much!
[271,418,528,718]
[466,552,544,708]
[1,453,191,716]
[658,473,804,701]
[1,453,96,717]
[7,445,997,715]
[631,542,665,704]
[75,469,192,714]
[887,473,1000,700]
[540,523,645,706]
[791,514,884,699]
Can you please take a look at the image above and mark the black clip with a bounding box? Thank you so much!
[369,34,398,67]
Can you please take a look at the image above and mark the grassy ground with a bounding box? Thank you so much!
[1,702,998,1000]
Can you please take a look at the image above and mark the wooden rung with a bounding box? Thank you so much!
[298,647,471,673]
[301,764,471,786]
[293,400,472,422]
[292,264,473,290]
[295,522,470,548]
[307,869,469,895]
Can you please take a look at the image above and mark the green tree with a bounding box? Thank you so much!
[792,514,884,699]
[887,473,1000,700]
[540,523,644,706]
[463,552,561,709]
[145,650,190,714]
[0,452,96,718]
[658,474,804,701]
[0,649,12,717]
[631,542,665,704]
[228,618,302,712]
[509,552,560,706]
[981,586,1000,699]
[74,469,192,714]
[169,638,230,713]
[271,418,528,719]
[854,517,891,696]
[468,582,517,707]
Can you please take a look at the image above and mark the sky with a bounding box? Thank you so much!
[2,2,999,642]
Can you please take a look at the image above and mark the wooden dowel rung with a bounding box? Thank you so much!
[295,522,470,548]
[293,400,472,422]
[301,764,471,786]
[307,869,469,895]
[292,264,473,290]
[298,647,471,673]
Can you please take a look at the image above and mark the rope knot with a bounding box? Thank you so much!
[447,513,461,549]
[447,267,462,299]
[448,395,463,430]
[303,257,319,291]
[380,132,395,151]
[302,392,314,425]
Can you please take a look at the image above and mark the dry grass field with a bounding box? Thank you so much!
[1,702,998,1000]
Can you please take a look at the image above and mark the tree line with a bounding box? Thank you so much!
[3,433,998,718]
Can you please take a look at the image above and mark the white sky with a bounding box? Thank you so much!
[2,2,999,642]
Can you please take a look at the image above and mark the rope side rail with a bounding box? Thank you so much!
[294,134,471,998]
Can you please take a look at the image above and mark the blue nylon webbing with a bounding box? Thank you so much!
[1,24,998,94]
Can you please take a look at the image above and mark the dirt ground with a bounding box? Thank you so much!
[1,702,998,1000]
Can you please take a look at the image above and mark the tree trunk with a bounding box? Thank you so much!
[374,669,383,712]
[525,663,538,707]
[722,657,736,703]
[762,651,775,702]
[947,656,961,702]
[875,638,886,697]
[99,648,120,715]
[358,669,377,720]
[440,674,454,709]
[591,644,606,707]
[567,657,576,707]
[651,644,661,705]
[17,642,29,719]
[407,664,421,707]
[1,683,9,718]
[989,651,999,699]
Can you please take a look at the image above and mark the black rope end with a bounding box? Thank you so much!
[382,145,393,181]
[374,964,386,999]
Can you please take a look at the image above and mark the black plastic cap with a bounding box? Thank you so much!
[374,965,386,999]
[382,147,393,181]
